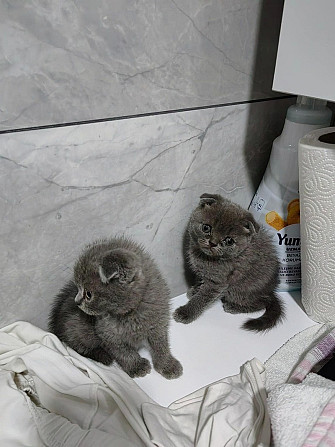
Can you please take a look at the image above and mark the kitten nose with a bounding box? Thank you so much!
[209,240,217,248]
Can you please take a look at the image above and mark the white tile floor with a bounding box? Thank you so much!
[134,291,315,406]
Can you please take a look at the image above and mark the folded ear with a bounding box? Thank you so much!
[98,264,119,284]
[98,249,142,284]
[243,217,260,235]
[199,193,222,207]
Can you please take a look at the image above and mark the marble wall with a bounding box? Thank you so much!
[0,0,284,130]
[0,0,293,329]
[1,98,294,329]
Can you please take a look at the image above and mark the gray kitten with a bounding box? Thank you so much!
[49,237,183,379]
[174,193,284,332]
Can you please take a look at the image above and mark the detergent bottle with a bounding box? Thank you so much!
[249,96,332,291]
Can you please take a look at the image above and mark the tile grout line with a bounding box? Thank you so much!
[0,95,294,136]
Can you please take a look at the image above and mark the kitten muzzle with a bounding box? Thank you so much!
[200,241,221,257]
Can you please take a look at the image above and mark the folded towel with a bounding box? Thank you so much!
[268,374,335,446]
[267,328,335,446]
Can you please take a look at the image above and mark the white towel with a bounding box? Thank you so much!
[266,325,335,446]
[268,374,335,446]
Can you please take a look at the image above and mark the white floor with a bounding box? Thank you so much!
[134,291,315,406]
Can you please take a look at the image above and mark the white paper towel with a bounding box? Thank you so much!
[299,127,335,322]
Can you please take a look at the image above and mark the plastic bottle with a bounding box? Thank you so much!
[248,96,332,291]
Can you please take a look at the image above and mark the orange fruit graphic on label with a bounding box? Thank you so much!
[287,199,300,225]
[265,211,287,231]
[265,199,300,230]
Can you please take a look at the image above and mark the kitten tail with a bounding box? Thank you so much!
[242,294,285,333]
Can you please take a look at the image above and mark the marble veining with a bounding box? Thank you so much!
[0,0,284,130]
[0,98,293,329]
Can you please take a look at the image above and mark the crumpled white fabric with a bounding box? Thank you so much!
[0,321,270,446]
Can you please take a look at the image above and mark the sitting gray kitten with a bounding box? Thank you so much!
[49,237,183,379]
[174,193,284,332]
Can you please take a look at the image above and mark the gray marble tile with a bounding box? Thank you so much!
[0,0,283,130]
[0,97,294,329]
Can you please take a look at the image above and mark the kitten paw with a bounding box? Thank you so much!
[221,301,240,314]
[89,349,114,365]
[173,305,195,324]
[187,284,203,299]
[186,286,196,299]
[156,357,183,380]
[127,357,151,378]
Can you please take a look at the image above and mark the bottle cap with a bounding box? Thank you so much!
[287,95,332,125]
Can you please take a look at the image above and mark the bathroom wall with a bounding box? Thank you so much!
[0,0,285,131]
[0,0,294,329]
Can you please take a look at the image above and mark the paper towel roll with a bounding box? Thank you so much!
[299,127,335,322]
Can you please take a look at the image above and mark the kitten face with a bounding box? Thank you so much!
[73,275,109,316]
[189,195,258,258]
[74,283,100,316]
[73,272,141,316]
[73,247,144,316]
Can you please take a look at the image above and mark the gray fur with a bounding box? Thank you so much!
[49,237,183,379]
[174,193,285,332]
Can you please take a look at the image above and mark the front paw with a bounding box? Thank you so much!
[221,301,240,314]
[186,285,196,299]
[86,348,114,365]
[173,305,196,324]
[187,283,203,299]
[155,357,183,380]
[95,351,114,366]
[127,357,151,378]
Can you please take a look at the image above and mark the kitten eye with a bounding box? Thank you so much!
[85,290,93,301]
[202,224,212,234]
[223,237,235,246]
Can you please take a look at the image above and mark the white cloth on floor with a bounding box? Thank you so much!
[0,321,270,447]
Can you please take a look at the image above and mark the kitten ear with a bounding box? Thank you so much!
[118,265,142,284]
[199,193,222,207]
[243,218,260,235]
[99,249,142,284]
[98,265,119,284]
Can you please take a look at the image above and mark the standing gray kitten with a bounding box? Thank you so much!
[174,193,284,332]
[49,237,183,379]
